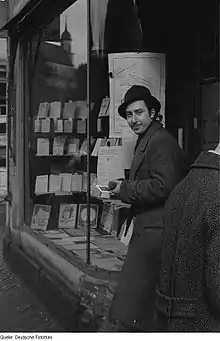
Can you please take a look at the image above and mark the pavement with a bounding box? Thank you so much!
[0,204,65,332]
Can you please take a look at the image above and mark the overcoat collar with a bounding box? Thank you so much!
[129,121,163,180]
[191,151,220,171]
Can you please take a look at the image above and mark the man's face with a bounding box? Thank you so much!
[125,100,152,135]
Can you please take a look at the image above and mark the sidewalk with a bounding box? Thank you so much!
[0,204,65,332]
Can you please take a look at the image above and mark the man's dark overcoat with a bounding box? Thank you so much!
[156,151,220,332]
[109,121,188,331]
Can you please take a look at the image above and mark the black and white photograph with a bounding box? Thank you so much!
[0,0,219,338]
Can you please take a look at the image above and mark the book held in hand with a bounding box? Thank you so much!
[58,203,77,229]
[31,204,51,230]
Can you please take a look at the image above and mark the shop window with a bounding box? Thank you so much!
[25,0,164,269]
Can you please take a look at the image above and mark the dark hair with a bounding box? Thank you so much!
[143,100,162,121]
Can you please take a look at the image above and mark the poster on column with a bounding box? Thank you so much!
[108,52,166,138]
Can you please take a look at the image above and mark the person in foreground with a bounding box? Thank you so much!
[156,118,220,331]
[108,85,188,331]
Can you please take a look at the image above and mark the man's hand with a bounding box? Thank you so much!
[109,180,122,195]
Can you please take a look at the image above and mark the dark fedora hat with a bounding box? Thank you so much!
[118,85,161,119]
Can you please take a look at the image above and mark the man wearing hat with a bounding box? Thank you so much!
[108,85,188,331]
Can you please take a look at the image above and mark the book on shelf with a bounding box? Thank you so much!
[79,139,87,156]
[37,138,50,156]
[100,203,115,234]
[0,169,7,189]
[31,204,51,230]
[82,172,87,192]
[97,118,102,133]
[35,175,49,194]
[37,102,50,117]
[49,101,61,118]
[34,118,41,132]
[104,138,121,147]
[67,138,80,155]
[91,138,104,157]
[98,97,110,117]
[81,172,97,192]
[71,173,82,192]
[74,101,88,119]
[0,149,6,158]
[63,119,73,133]
[63,101,76,118]
[91,173,97,187]
[41,118,51,133]
[0,135,6,146]
[52,136,65,155]
[53,118,63,133]
[60,173,72,192]
[77,204,99,229]
[76,119,86,134]
[49,174,62,193]
[58,203,78,229]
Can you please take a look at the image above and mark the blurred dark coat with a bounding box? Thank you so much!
[156,151,220,332]
[109,121,188,331]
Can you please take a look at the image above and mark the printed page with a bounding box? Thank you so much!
[97,146,124,186]
[108,52,166,137]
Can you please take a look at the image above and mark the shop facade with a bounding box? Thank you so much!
[0,0,219,331]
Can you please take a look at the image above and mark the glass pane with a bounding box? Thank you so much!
[27,0,89,233]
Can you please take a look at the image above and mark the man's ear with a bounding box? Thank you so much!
[150,109,156,119]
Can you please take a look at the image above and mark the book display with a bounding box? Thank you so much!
[30,96,130,244]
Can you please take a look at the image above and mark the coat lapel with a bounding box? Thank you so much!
[129,121,162,180]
